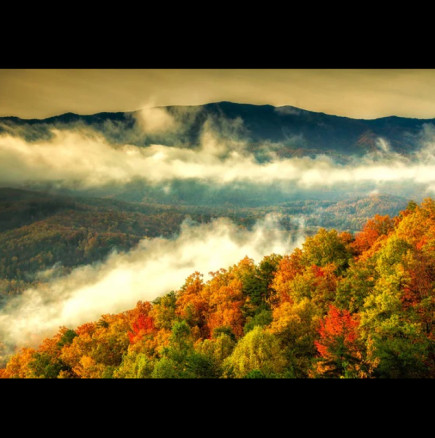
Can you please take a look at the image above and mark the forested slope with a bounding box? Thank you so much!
[1,199,434,378]
[0,188,407,301]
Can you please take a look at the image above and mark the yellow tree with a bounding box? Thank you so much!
[0,347,37,378]
[269,248,304,307]
[223,326,287,378]
[270,298,322,377]
[175,272,208,337]
[203,266,246,339]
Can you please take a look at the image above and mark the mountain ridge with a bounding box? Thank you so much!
[1,101,433,158]
[3,101,435,122]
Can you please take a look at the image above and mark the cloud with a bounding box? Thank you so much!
[1,120,435,200]
[0,215,305,352]
[274,106,303,116]
[134,105,179,134]
[0,128,425,187]
[375,137,391,154]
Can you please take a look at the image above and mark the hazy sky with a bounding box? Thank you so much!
[1,69,435,119]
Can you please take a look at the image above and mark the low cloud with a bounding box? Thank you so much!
[274,106,303,116]
[0,215,305,351]
[134,105,179,134]
[2,125,435,195]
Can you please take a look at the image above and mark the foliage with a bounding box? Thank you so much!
[222,326,287,378]
[1,198,434,378]
[243,309,273,334]
[314,305,363,378]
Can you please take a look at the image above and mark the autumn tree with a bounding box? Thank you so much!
[289,263,339,312]
[202,267,246,339]
[1,347,37,378]
[270,298,322,377]
[195,331,236,374]
[269,249,304,306]
[60,315,130,378]
[128,313,155,344]
[314,305,363,378]
[175,272,208,337]
[351,214,394,257]
[151,291,178,330]
[301,228,352,274]
[335,259,377,313]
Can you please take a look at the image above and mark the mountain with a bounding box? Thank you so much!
[1,102,433,158]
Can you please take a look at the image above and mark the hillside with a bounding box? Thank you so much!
[1,198,433,378]
[0,188,407,302]
[0,188,222,299]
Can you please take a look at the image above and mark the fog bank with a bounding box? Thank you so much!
[0,215,304,351]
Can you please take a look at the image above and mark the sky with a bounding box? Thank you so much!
[1,69,435,120]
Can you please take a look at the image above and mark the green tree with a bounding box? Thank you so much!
[242,254,282,308]
[270,298,322,377]
[28,352,69,379]
[243,308,273,334]
[57,329,78,348]
[359,236,434,377]
[223,326,287,378]
[196,332,236,375]
[113,352,155,378]
[301,228,352,274]
[335,259,377,313]
[152,321,218,378]
[151,291,178,330]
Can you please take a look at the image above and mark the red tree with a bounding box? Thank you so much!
[128,314,155,344]
[351,214,394,256]
[314,305,361,377]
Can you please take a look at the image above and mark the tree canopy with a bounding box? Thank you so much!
[1,199,434,379]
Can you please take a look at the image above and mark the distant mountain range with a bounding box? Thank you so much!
[1,101,433,159]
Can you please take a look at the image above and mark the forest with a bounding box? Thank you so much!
[0,188,406,300]
[1,198,433,378]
